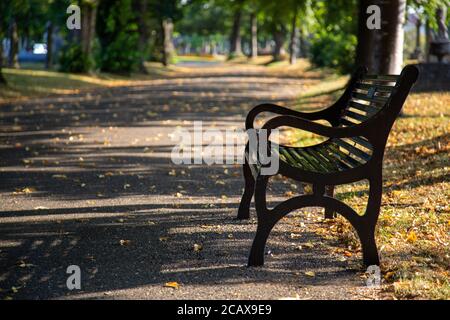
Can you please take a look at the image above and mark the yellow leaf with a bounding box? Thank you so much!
[384,271,395,281]
[406,231,417,243]
[22,187,36,194]
[305,271,316,277]
[284,191,294,197]
[303,242,314,249]
[343,251,353,257]
[164,282,180,290]
[193,244,203,252]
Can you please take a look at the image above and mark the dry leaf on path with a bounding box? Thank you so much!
[164,282,180,289]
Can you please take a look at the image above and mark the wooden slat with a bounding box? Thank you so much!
[352,92,389,105]
[289,149,317,171]
[343,109,368,122]
[348,100,380,114]
[340,118,358,127]
[280,147,299,167]
[316,146,352,171]
[347,136,373,151]
[302,149,331,173]
[308,148,341,172]
[355,82,395,93]
[333,138,371,162]
[306,148,334,172]
[364,74,399,82]
[324,144,362,168]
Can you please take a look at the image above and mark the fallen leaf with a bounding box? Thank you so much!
[119,239,131,246]
[164,282,180,290]
[406,231,417,243]
[305,271,316,277]
[193,244,203,252]
[52,174,68,180]
[303,242,314,249]
[343,251,353,257]
[34,206,49,210]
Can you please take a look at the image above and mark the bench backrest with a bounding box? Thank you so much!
[331,65,418,161]
[339,73,400,127]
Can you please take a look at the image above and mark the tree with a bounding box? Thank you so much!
[289,7,299,64]
[249,11,258,59]
[134,0,151,72]
[150,0,182,66]
[355,0,376,71]
[80,0,99,72]
[375,0,407,74]
[0,2,7,84]
[45,0,70,69]
[96,0,140,73]
[229,0,245,58]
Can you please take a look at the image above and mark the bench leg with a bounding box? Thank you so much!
[248,220,276,266]
[248,175,274,266]
[358,225,380,266]
[237,161,255,220]
[357,174,382,266]
[324,185,336,219]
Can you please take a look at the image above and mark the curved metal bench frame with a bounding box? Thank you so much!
[237,65,419,267]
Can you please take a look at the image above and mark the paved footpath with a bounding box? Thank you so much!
[0,63,380,299]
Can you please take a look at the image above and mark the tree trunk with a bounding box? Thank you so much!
[137,0,149,73]
[355,0,376,71]
[298,27,308,58]
[250,12,258,59]
[45,22,54,69]
[425,18,432,62]
[0,44,6,84]
[273,25,286,61]
[162,18,175,66]
[436,7,449,40]
[410,18,422,60]
[229,6,243,57]
[80,1,97,72]
[8,18,20,68]
[289,8,299,65]
[375,0,406,74]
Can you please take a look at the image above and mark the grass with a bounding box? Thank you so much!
[291,87,450,299]
[0,66,154,104]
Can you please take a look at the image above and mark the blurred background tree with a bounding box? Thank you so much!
[0,0,449,80]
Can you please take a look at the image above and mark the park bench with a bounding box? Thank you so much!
[237,65,419,267]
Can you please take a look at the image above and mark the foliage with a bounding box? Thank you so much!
[96,0,140,73]
[59,43,94,73]
[310,30,357,73]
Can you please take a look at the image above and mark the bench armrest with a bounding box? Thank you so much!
[261,115,368,139]
[245,103,336,130]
